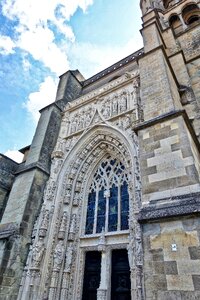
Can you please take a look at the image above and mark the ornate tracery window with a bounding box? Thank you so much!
[85,155,129,235]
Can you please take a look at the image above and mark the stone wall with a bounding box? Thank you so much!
[139,47,181,122]
[0,155,18,221]
[0,169,48,299]
[139,115,200,203]
[178,26,200,62]
[143,217,200,300]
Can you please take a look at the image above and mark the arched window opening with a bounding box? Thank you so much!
[163,0,171,9]
[187,15,199,24]
[182,4,200,25]
[169,14,183,34]
[163,0,181,9]
[85,156,129,235]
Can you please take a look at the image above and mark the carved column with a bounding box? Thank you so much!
[48,270,60,300]
[97,250,111,300]
[60,242,74,299]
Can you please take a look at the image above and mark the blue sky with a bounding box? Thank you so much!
[0,0,143,162]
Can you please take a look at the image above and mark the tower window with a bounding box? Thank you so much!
[182,4,200,25]
[85,156,129,235]
[163,0,178,9]
[169,14,183,34]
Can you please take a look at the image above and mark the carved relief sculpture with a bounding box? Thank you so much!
[31,238,45,269]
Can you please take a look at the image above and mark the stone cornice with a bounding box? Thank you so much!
[138,192,200,222]
[0,222,19,239]
[82,48,144,87]
[15,162,50,176]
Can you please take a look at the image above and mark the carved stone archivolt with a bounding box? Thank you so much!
[18,72,144,299]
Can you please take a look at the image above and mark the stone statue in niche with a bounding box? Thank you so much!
[132,78,139,103]
[73,192,79,206]
[119,91,127,112]
[127,239,135,269]
[112,95,118,115]
[31,238,45,268]
[77,110,85,130]
[68,214,76,241]
[58,212,68,239]
[102,101,110,119]
[64,189,70,204]
[53,159,63,174]
[70,116,77,134]
[85,112,91,127]
[122,115,131,130]
[53,240,65,270]
[64,243,73,273]
[135,233,142,266]
[39,209,49,237]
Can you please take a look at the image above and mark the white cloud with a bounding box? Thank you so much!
[4,150,23,163]
[24,76,58,122]
[1,0,93,75]
[17,25,70,75]
[0,35,15,55]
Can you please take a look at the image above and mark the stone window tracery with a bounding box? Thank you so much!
[85,155,129,235]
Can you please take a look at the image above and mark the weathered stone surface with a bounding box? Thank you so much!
[0,155,18,221]
[164,261,178,275]
[1,1,200,299]
[192,275,200,291]
[189,246,200,260]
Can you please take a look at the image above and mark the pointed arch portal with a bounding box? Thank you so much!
[54,124,142,300]
[18,123,144,300]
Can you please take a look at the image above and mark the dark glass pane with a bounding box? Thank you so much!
[121,182,129,230]
[111,249,131,300]
[101,161,107,168]
[121,213,129,230]
[85,191,96,234]
[82,251,101,300]
[108,185,118,232]
[96,189,106,233]
[110,159,116,166]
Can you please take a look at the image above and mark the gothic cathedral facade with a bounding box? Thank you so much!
[0,0,200,299]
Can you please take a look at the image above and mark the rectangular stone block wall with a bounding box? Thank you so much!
[143,217,200,300]
[139,115,200,203]
[0,169,48,299]
[139,49,180,121]
[187,57,200,141]
[0,155,18,221]
[142,23,162,53]
[178,26,200,62]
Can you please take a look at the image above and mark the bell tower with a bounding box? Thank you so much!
[139,0,200,140]
[138,1,200,298]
